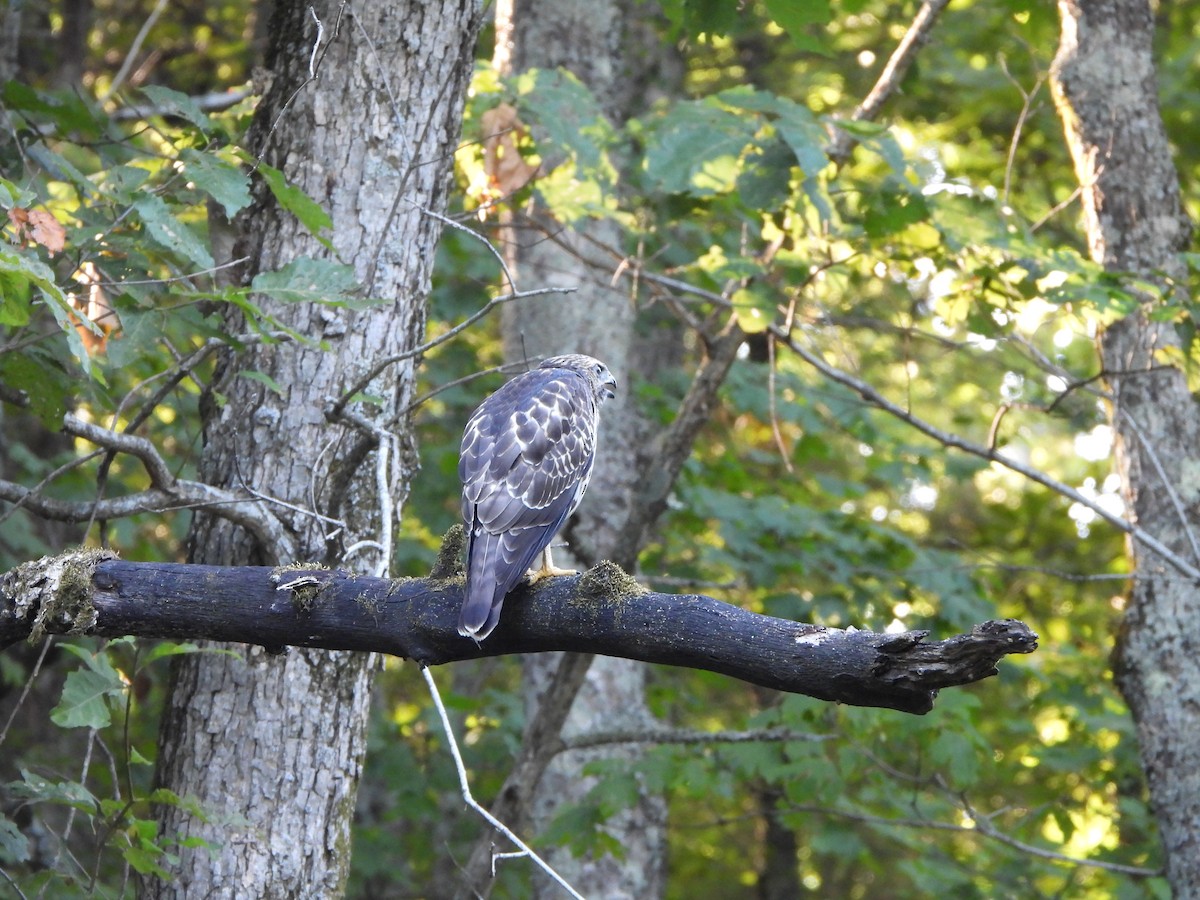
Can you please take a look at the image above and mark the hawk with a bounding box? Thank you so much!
[458,354,618,641]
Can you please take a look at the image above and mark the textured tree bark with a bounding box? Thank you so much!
[1050,0,1199,893]
[476,1,682,896]
[142,2,482,897]
[0,0,20,86]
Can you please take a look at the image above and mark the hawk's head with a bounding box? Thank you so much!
[539,354,617,405]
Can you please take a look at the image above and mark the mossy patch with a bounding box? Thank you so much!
[576,560,646,604]
[429,524,466,581]
[28,548,118,642]
[271,563,330,613]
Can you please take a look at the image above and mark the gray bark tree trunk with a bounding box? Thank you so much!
[484,2,680,896]
[0,0,20,85]
[1050,0,1199,894]
[143,1,482,896]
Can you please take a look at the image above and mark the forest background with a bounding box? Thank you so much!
[0,0,1196,897]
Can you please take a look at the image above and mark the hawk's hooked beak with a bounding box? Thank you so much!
[602,377,617,401]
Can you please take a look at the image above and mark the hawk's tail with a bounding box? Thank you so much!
[458,531,506,641]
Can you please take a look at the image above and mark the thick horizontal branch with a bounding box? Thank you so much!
[0,551,1037,715]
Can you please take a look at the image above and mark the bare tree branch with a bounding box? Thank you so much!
[765,802,1161,879]
[457,650,596,894]
[772,327,1200,584]
[609,317,746,568]
[826,0,953,166]
[422,666,585,898]
[0,551,1038,716]
[0,478,296,559]
[327,284,576,421]
[561,726,833,752]
[62,415,177,490]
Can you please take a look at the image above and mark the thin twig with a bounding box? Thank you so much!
[0,865,30,900]
[774,328,1200,583]
[0,449,105,528]
[412,202,516,293]
[776,801,1162,878]
[329,285,575,419]
[308,6,325,80]
[404,361,530,416]
[0,476,296,559]
[827,0,953,166]
[1119,410,1200,565]
[997,55,1046,206]
[421,666,585,899]
[99,0,169,102]
[0,638,54,748]
[767,333,795,472]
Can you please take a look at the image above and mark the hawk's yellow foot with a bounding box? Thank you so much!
[527,546,577,584]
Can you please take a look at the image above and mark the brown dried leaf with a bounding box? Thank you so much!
[481,103,540,199]
[27,209,66,255]
[7,207,67,256]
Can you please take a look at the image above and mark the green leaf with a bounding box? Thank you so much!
[250,257,360,305]
[26,141,97,196]
[0,247,84,347]
[141,640,205,666]
[139,84,215,132]
[0,814,29,864]
[0,346,71,425]
[930,730,981,788]
[9,768,99,810]
[644,100,758,195]
[864,190,929,238]
[254,160,333,244]
[737,140,794,210]
[731,287,775,333]
[1050,807,1076,843]
[237,369,284,395]
[720,89,828,178]
[535,162,621,224]
[516,68,615,177]
[133,194,215,270]
[0,176,36,210]
[51,666,124,729]
[99,164,153,201]
[826,118,887,139]
[763,0,832,53]
[663,0,738,37]
[0,267,32,326]
[2,81,103,136]
[180,149,251,217]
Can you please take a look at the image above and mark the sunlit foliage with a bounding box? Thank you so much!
[2,0,1188,895]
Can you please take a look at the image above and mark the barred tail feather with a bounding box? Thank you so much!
[458,531,506,641]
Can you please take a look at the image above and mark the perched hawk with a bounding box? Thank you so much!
[458,354,618,641]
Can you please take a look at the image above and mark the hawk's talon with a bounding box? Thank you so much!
[527,564,578,584]
[527,545,577,583]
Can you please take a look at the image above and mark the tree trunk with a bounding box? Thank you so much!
[481,1,680,896]
[0,0,20,85]
[1050,0,1199,893]
[144,2,482,896]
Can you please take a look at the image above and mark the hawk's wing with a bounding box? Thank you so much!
[457,368,598,640]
